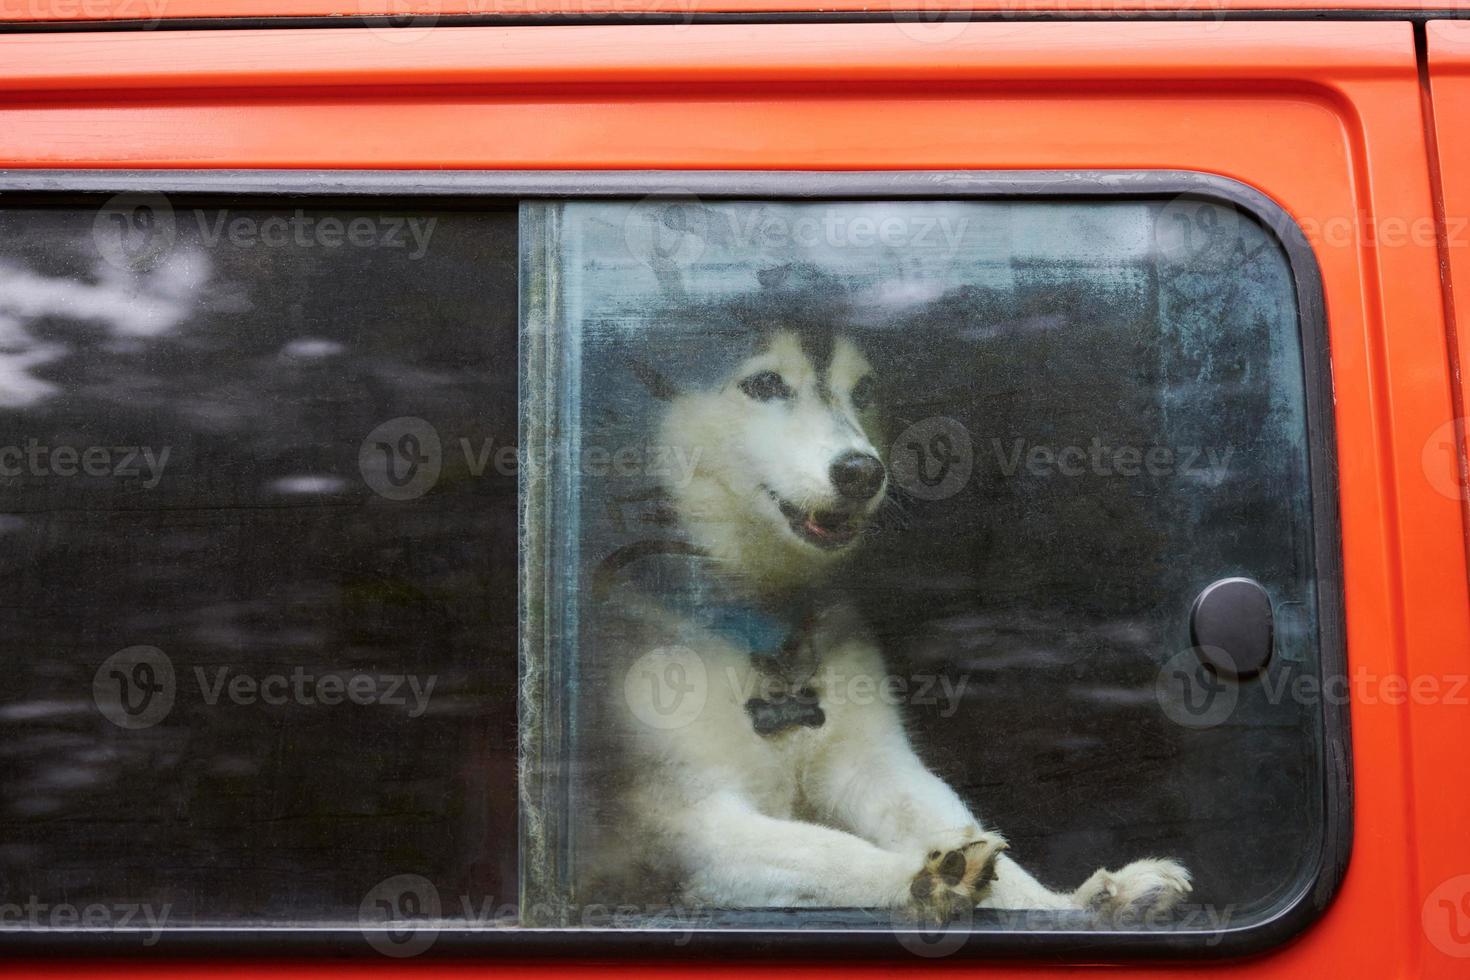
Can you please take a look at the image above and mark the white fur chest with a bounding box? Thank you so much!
[619,611,892,824]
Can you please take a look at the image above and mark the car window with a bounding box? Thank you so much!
[0,178,1345,956]
[521,192,1340,945]
[0,201,520,935]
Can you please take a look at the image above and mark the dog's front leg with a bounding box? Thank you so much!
[668,791,912,908]
[805,647,1005,867]
[808,730,1186,913]
[806,673,1077,912]
[808,739,1024,897]
[667,791,999,913]
[807,644,1191,916]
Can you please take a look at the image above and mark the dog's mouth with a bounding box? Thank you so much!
[764,488,865,551]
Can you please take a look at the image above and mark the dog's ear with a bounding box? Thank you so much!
[626,356,680,402]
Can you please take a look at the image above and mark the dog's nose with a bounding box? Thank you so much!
[829,451,886,501]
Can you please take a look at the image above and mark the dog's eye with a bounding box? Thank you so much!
[850,375,876,410]
[739,370,793,402]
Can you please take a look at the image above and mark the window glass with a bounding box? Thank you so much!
[0,202,519,932]
[0,185,1340,954]
[521,196,1328,937]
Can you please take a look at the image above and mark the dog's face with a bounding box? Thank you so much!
[662,328,887,584]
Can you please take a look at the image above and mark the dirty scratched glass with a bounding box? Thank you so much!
[0,191,1329,950]
[0,202,519,941]
[521,197,1325,934]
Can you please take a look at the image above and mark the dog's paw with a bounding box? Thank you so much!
[1073,858,1192,926]
[902,834,1008,925]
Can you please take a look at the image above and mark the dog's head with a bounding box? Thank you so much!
[659,326,888,589]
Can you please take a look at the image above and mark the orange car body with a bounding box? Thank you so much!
[1,3,1468,977]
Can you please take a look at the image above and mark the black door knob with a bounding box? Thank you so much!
[1190,577,1274,678]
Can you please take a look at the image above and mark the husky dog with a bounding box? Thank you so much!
[590,322,1191,922]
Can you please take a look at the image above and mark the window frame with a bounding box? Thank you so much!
[0,168,1349,961]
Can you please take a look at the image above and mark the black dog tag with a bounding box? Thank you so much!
[745,688,825,736]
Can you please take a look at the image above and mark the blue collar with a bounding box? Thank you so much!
[697,601,801,657]
[598,542,824,735]
[609,545,808,657]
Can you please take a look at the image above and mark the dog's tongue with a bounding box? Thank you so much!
[806,510,849,539]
